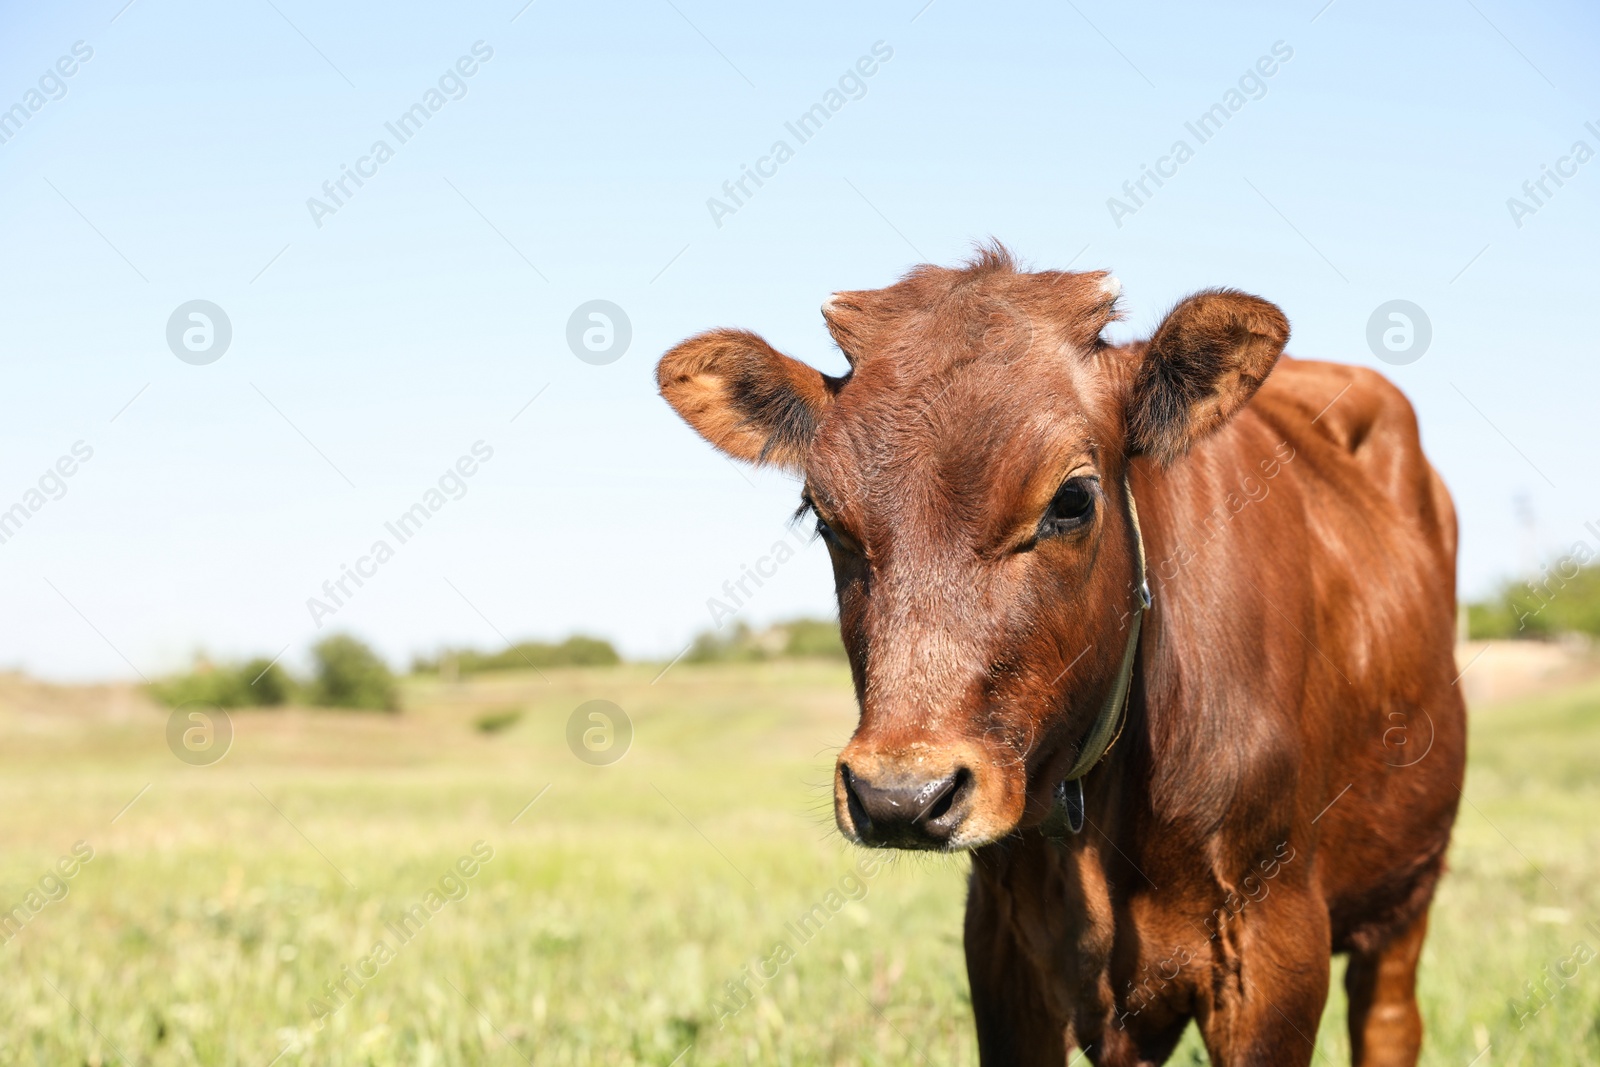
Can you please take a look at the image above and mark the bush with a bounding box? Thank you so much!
[684,618,846,663]
[147,637,400,712]
[780,618,847,658]
[1467,562,1600,640]
[413,635,621,676]
[684,621,763,664]
[148,657,292,709]
[1466,599,1522,641]
[473,708,524,734]
[240,657,294,705]
[310,634,398,711]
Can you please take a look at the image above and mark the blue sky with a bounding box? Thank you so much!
[1,0,1596,680]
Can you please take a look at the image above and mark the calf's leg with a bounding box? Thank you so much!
[965,911,1068,1065]
[964,866,1073,1066]
[1343,909,1429,1067]
[1195,895,1332,1067]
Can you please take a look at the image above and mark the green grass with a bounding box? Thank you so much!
[0,662,1597,1065]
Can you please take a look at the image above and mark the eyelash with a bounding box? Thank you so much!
[797,498,846,549]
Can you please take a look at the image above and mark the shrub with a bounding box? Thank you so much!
[473,708,524,734]
[684,618,846,663]
[413,635,621,676]
[239,658,294,705]
[148,657,292,709]
[780,618,847,659]
[147,638,401,711]
[1466,599,1521,641]
[1467,562,1600,640]
[310,634,398,711]
[685,621,762,664]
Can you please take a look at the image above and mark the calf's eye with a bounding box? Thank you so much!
[1040,477,1096,537]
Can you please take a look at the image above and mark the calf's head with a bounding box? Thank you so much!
[658,248,1287,850]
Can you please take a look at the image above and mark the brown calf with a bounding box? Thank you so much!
[657,246,1465,1066]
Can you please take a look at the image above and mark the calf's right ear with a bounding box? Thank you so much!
[1126,289,1289,464]
[657,329,841,472]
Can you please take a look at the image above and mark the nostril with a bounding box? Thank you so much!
[841,764,871,834]
[924,767,972,825]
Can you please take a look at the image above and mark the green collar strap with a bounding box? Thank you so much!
[1043,469,1150,839]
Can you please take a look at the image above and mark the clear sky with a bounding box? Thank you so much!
[1,0,1596,681]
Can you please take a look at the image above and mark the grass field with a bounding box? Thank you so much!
[1,656,1597,1066]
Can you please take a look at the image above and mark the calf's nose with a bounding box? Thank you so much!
[839,763,974,849]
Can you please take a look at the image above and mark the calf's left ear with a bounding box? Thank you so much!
[1127,289,1289,464]
[657,328,841,471]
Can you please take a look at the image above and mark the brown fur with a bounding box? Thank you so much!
[657,246,1465,1067]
